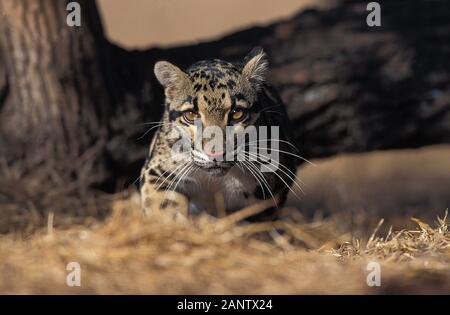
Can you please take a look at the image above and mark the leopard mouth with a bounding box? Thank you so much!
[204,167,228,176]
[197,164,231,176]
[191,149,233,175]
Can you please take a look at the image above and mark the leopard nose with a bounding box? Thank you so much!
[206,149,224,159]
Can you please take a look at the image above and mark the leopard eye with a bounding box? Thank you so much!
[231,109,247,122]
[183,111,199,123]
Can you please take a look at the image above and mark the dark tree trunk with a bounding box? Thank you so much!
[0,0,110,184]
[0,0,449,194]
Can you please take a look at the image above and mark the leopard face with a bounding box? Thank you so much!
[154,48,268,175]
[141,48,299,217]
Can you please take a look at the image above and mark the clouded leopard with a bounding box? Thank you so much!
[140,48,301,220]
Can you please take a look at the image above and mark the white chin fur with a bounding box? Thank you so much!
[191,149,213,163]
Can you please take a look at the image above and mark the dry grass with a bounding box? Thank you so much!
[0,193,448,294]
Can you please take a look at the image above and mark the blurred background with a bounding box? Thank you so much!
[97,0,331,48]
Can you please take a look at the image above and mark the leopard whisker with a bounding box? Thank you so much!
[240,160,278,207]
[247,139,299,153]
[238,151,277,203]
[239,161,266,200]
[248,145,315,166]
[245,151,305,195]
[153,154,189,187]
[172,163,195,194]
[137,121,166,126]
[164,162,192,193]
[242,152,302,200]
[160,162,193,206]
[137,122,165,140]
[153,160,190,194]
[245,149,305,186]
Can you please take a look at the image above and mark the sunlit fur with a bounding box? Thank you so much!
[140,48,301,220]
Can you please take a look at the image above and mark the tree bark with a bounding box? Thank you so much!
[0,0,449,192]
[0,0,107,183]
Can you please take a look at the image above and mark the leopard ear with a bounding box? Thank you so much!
[154,61,189,98]
[242,47,268,90]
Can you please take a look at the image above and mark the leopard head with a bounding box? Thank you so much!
[154,47,269,175]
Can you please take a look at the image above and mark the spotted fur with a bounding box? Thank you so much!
[140,48,300,220]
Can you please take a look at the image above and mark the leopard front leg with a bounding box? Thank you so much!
[140,166,190,217]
